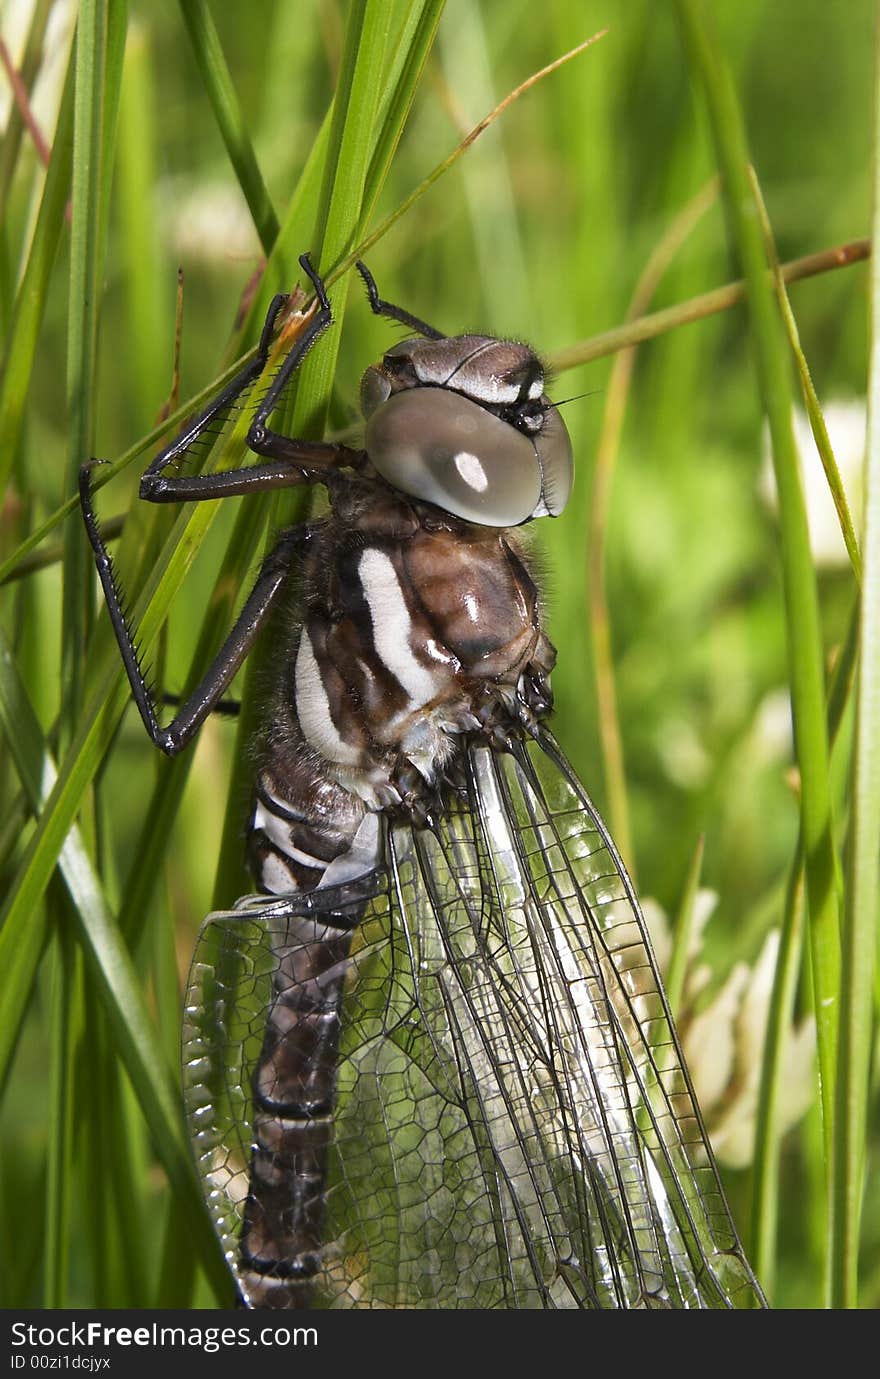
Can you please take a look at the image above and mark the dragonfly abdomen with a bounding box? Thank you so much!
[238,911,358,1309]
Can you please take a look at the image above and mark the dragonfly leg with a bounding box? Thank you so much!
[140,254,362,504]
[80,480,315,755]
[355,259,445,340]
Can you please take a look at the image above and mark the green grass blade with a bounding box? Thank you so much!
[178,0,280,253]
[830,16,880,1303]
[0,632,228,1296]
[552,240,870,373]
[348,30,606,276]
[63,0,113,728]
[752,593,860,1297]
[116,20,169,428]
[43,923,79,1306]
[666,834,705,1016]
[0,47,75,493]
[675,0,841,1191]
[749,170,862,585]
[361,0,445,222]
[0,0,55,212]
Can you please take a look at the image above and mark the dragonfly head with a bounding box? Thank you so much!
[360,335,573,527]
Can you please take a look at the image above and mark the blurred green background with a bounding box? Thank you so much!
[0,0,874,1308]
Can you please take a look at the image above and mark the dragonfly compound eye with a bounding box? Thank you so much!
[365,385,548,527]
[532,402,574,518]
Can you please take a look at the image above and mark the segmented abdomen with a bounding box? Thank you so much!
[237,909,360,1309]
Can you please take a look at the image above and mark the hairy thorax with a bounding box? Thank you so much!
[249,484,555,895]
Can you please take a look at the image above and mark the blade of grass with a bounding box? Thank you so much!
[552,240,870,373]
[361,0,445,222]
[234,0,443,351]
[0,632,229,1297]
[751,594,858,1295]
[749,169,862,585]
[830,11,880,1303]
[675,0,841,1213]
[308,0,393,284]
[0,46,75,493]
[63,0,126,727]
[0,0,55,210]
[666,834,705,1016]
[116,20,168,428]
[43,920,78,1305]
[63,0,110,732]
[340,29,608,280]
[178,0,280,253]
[588,179,718,872]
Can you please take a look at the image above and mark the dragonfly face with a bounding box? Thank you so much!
[81,255,768,1310]
[361,333,573,525]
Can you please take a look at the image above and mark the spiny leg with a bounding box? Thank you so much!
[355,260,445,340]
[139,254,360,503]
[80,477,315,756]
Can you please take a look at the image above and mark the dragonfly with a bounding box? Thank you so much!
[80,254,768,1310]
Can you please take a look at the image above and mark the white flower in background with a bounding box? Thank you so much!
[645,889,815,1169]
[759,397,865,569]
[751,687,794,764]
[164,177,261,264]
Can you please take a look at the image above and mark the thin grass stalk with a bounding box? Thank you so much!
[552,240,870,374]
[178,0,280,253]
[0,634,228,1295]
[753,597,862,1298]
[750,470,861,1290]
[62,0,111,725]
[59,26,127,1296]
[344,30,606,279]
[829,6,880,1305]
[0,0,55,212]
[361,0,445,222]
[666,834,705,1017]
[116,21,167,428]
[0,47,75,493]
[43,920,78,1305]
[587,180,717,873]
[749,169,862,585]
[675,2,841,1219]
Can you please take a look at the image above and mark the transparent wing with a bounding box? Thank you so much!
[182,729,767,1309]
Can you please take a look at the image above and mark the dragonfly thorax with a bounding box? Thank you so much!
[249,497,556,898]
